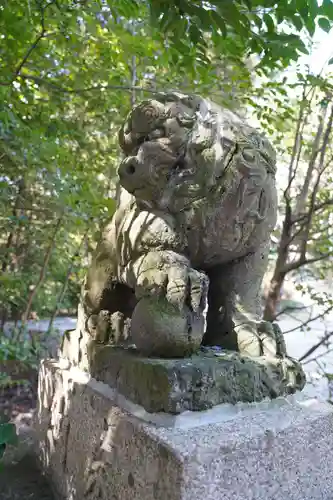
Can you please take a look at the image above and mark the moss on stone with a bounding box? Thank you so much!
[91,347,306,414]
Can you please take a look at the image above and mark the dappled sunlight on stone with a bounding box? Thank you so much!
[33,93,327,500]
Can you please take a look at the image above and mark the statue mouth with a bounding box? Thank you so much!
[128,185,145,196]
[122,184,154,210]
[119,178,144,195]
[133,193,154,210]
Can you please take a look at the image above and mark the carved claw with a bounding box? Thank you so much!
[134,256,209,315]
[166,266,209,314]
[235,314,287,358]
[258,320,287,357]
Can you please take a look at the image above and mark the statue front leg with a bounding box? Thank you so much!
[121,250,209,356]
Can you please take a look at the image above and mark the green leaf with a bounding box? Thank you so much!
[292,14,304,31]
[297,0,309,21]
[305,16,316,35]
[252,14,263,29]
[0,422,18,447]
[242,0,252,9]
[210,10,228,38]
[264,13,275,32]
[318,16,332,32]
[188,24,201,44]
[322,0,333,19]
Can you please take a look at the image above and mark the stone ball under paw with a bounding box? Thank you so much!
[130,297,205,357]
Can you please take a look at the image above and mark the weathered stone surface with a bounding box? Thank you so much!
[58,91,306,406]
[69,91,286,364]
[36,360,184,500]
[35,359,333,500]
[89,346,305,414]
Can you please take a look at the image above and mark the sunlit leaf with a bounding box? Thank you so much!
[318,16,332,32]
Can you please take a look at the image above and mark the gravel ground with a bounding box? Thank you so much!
[0,455,55,500]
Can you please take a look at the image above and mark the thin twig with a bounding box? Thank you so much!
[293,197,333,224]
[0,0,55,86]
[13,32,46,80]
[273,304,308,320]
[18,211,64,341]
[46,224,90,335]
[299,330,333,363]
[20,74,170,94]
[302,346,333,366]
[284,305,333,335]
[282,251,333,274]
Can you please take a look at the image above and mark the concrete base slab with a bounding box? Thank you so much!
[36,359,333,500]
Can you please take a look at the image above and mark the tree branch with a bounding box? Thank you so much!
[283,80,316,203]
[0,0,55,86]
[273,304,308,320]
[298,330,333,363]
[293,198,333,224]
[0,39,45,86]
[309,223,333,238]
[283,305,333,336]
[14,32,46,80]
[46,224,90,335]
[287,216,313,245]
[18,212,64,336]
[19,74,168,95]
[1,179,25,274]
[293,103,333,260]
[302,345,333,366]
[282,252,333,274]
[313,198,333,212]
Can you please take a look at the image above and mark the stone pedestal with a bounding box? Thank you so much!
[36,359,333,500]
[89,346,305,413]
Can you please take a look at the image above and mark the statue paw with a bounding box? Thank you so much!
[130,263,209,356]
[236,319,287,358]
[136,260,209,315]
[165,266,209,314]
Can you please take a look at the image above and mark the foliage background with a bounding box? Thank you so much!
[0,0,332,361]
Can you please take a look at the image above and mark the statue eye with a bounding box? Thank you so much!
[137,135,150,146]
[136,128,164,148]
[148,128,165,140]
[242,148,256,163]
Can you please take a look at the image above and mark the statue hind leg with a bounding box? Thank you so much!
[203,242,281,357]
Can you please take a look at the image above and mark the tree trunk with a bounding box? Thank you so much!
[46,226,90,334]
[1,178,25,273]
[0,179,25,330]
[263,267,287,321]
[263,207,292,321]
[19,214,64,335]
[130,55,137,107]
[294,102,327,216]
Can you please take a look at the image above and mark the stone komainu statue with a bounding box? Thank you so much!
[65,92,290,368]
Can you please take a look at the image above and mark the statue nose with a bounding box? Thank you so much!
[118,157,138,179]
